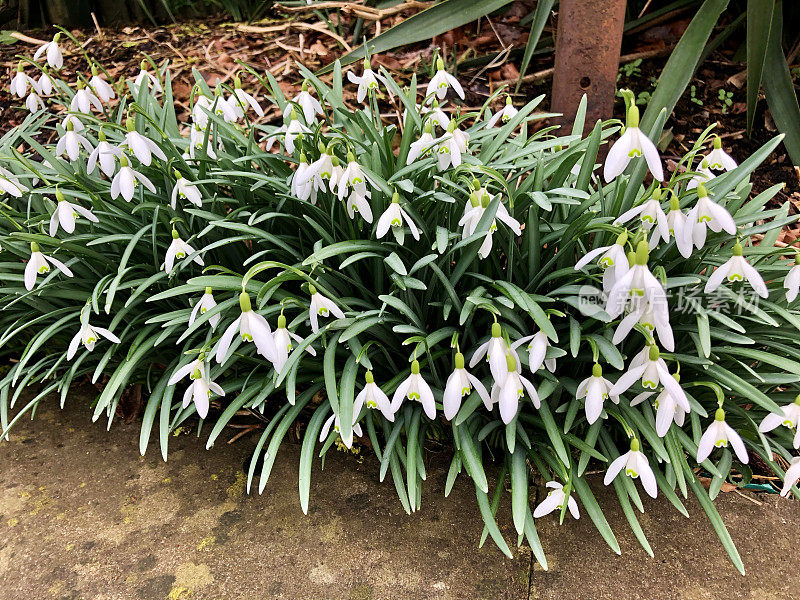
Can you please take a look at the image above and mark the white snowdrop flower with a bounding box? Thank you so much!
[216,292,277,364]
[630,374,691,437]
[111,155,156,201]
[55,118,93,162]
[164,228,203,273]
[25,91,44,113]
[337,152,370,203]
[131,61,162,94]
[346,58,388,103]
[780,457,800,497]
[199,91,238,124]
[391,359,436,419]
[37,70,55,96]
[49,189,98,236]
[577,364,619,425]
[406,121,436,165]
[443,352,491,420]
[469,322,515,383]
[271,313,316,374]
[610,345,688,411]
[277,110,310,155]
[486,96,518,128]
[228,75,265,120]
[376,191,420,242]
[574,231,630,294]
[189,287,219,329]
[319,410,363,449]
[436,120,469,170]
[168,358,223,420]
[24,242,73,290]
[603,438,658,498]
[704,242,768,299]
[88,65,115,102]
[649,192,688,252]
[785,256,800,302]
[613,188,669,241]
[356,370,394,421]
[533,481,579,520]
[0,166,29,198]
[523,330,556,374]
[120,118,167,166]
[186,123,218,160]
[423,99,450,130]
[69,82,103,114]
[697,408,749,464]
[489,352,540,424]
[282,79,321,124]
[308,284,345,333]
[33,33,63,70]
[66,321,120,360]
[459,191,520,260]
[682,184,737,253]
[606,241,668,321]
[307,147,335,194]
[171,170,202,209]
[603,104,663,182]
[758,395,800,449]
[427,57,464,101]
[9,63,37,97]
[345,190,373,223]
[291,155,317,203]
[704,136,737,171]
[612,294,674,351]
[87,129,122,178]
[687,158,715,190]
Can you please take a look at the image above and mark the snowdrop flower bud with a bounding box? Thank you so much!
[164,228,203,273]
[704,242,768,299]
[356,370,394,421]
[216,292,277,364]
[33,33,63,70]
[390,359,436,419]
[25,242,73,290]
[308,284,345,333]
[49,188,98,236]
[604,438,658,498]
[533,481,579,520]
[486,96,519,128]
[67,320,120,360]
[780,457,800,497]
[171,170,203,209]
[427,57,465,101]
[758,394,800,449]
[346,57,388,104]
[577,363,619,424]
[376,191,420,242]
[603,103,663,182]
[697,408,749,464]
[89,64,115,102]
[189,287,219,329]
[786,255,800,302]
[70,80,103,114]
[443,352,491,419]
[111,154,156,201]
[681,184,737,255]
[705,136,737,171]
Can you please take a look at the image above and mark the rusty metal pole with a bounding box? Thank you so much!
[551,0,627,135]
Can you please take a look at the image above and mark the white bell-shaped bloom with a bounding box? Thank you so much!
[606,241,667,321]
[489,352,540,424]
[650,192,689,253]
[436,121,469,170]
[66,321,120,360]
[337,152,370,203]
[37,71,55,95]
[390,359,436,419]
[186,123,218,160]
[25,91,44,113]
[189,287,219,329]
[443,352,491,420]
[0,166,28,197]
[49,189,98,236]
[228,76,265,119]
[308,284,345,333]
[780,457,800,497]
[24,242,73,290]
[87,130,122,178]
[9,65,37,97]
[282,79,321,123]
[291,155,316,203]
[356,370,394,421]
[459,191,521,260]
[610,345,687,410]
[704,136,737,171]
[345,190,373,223]
[121,118,167,166]
[406,122,436,165]
[171,172,203,209]
[603,438,657,498]
[306,150,335,194]
[70,83,103,114]
[131,62,162,94]
[271,313,316,374]
[704,242,768,299]
[265,110,309,155]
[577,364,619,425]
[169,359,223,420]
[574,231,630,294]
[194,93,238,126]
[603,104,663,182]
[521,330,556,374]
[376,192,420,242]
[346,58,388,103]
[687,158,715,190]
[612,294,674,351]
[426,57,464,101]
[89,66,115,102]
[164,229,203,273]
[613,189,669,243]
[422,100,450,130]
[758,395,800,449]
[630,377,691,437]
[319,410,363,449]
[216,292,277,364]
[111,155,156,201]
[469,322,515,382]
[682,184,737,253]
[33,34,63,70]
[56,119,93,162]
[533,481,579,519]
[697,408,749,464]
[486,96,519,128]
[784,258,800,302]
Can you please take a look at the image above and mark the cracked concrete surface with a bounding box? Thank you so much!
[0,391,798,600]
